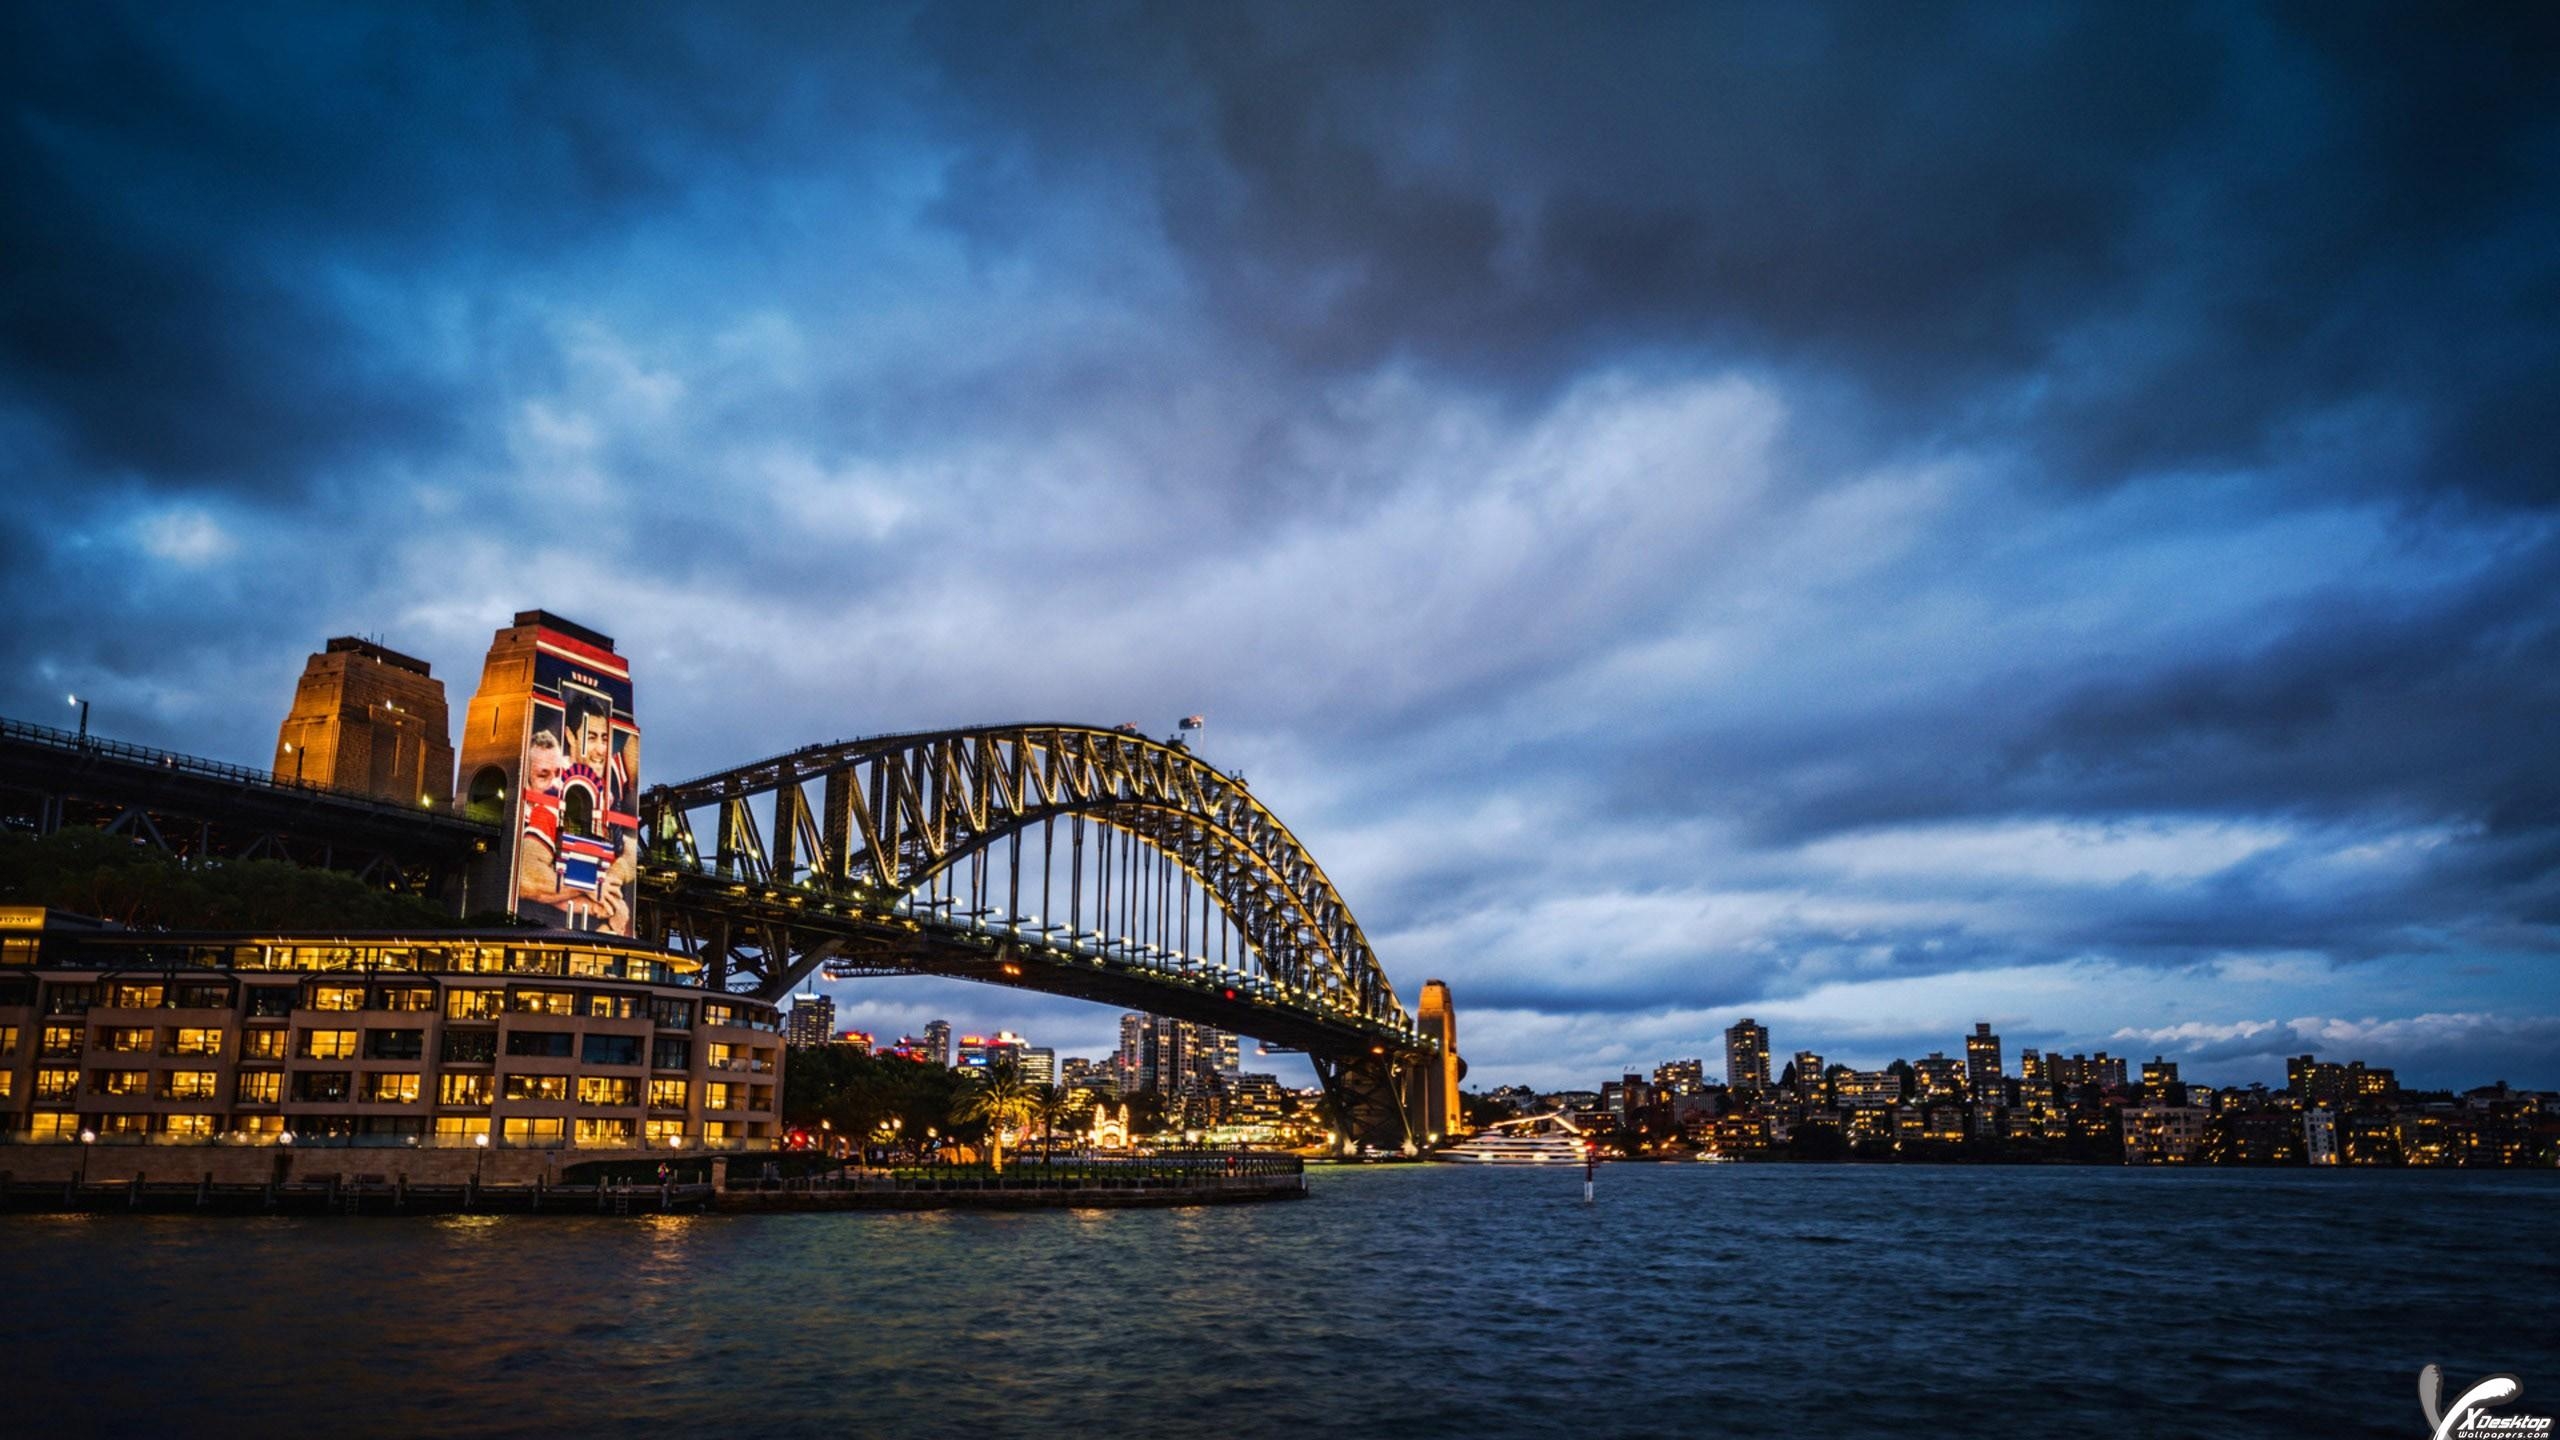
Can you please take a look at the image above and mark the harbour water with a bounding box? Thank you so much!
[4,1163,2552,1438]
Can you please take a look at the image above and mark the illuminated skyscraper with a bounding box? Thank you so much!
[924,1019,952,1068]
[1966,1022,2002,1105]
[1114,1014,1235,1093]
[1724,1018,1770,1092]
[785,993,836,1048]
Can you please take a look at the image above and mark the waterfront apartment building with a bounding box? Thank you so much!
[1723,1018,1770,1093]
[2123,1105,2210,1164]
[923,1019,953,1068]
[0,909,781,1152]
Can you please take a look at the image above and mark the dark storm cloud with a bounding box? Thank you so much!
[0,2,912,494]
[923,1,2560,503]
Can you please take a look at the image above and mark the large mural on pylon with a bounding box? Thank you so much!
[510,625,640,934]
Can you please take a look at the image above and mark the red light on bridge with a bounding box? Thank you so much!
[1222,987,1237,1001]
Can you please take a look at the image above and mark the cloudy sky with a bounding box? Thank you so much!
[5,3,2556,1090]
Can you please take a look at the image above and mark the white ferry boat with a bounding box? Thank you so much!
[1432,1114,1596,1165]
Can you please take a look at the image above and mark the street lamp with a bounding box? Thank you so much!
[67,694,88,744]
[281,741,304,785]
[77,1126,96,1186]
[473,1130,490,1186]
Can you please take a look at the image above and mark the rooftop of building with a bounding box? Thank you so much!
[512,609,616,652]
[321,635,434,677]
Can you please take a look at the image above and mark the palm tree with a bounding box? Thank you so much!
[1031,1084,1070,1162]
[952,1063,1040,1174]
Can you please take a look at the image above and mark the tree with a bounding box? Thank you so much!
[1460,1090,1517,1129]
[1031,1084,1070,1158]
[0,828,470,931]
[951,1062,1040,1173]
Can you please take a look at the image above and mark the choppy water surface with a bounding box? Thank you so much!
[3,1164,2552,1438]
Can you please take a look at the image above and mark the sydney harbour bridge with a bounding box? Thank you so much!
[0,711,1459,1150]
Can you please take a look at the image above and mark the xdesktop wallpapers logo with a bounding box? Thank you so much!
[2422,1366,2552,1439]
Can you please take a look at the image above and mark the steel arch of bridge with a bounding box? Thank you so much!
[636,724,1413,1034]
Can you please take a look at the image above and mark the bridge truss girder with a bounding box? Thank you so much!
[641,724,1409,1031]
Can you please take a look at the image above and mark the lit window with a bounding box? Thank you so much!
[300,1029,358,1059]
[161,1114,216,1138]
[309,986,364,1011]
[106,983,164,1009]
[363,1073,420,1104]
[445,988,500,1020]
[500,1117,564,1148]
[577,1077,637,1107]
[242,1029,288,1059]
[34,1068,79,1101]
[94,1069,149,1095]
[39,1025,79,1057]
[644,1120,686,1145]
[440,1073,492,1106]
[169,1028,224,1056]
[508,990,575,1016]
[26,1113,79,1140]
[236,1071,282,1104]
[705,1082,736,1111]
[162,1071,220,1100]
[647,1079,687,1109]
[573,1117,635,1146]
[98,1027,154,1053]
[504,1074,569,1102]
[434,1116,490,1140]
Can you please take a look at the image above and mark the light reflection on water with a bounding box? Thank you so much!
[3,1164,2553,1438]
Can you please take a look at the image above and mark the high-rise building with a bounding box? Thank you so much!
[1724,1018,1770,1092]
[1117,1013,1148,1091]
[1020,1047,1056,1086]
[1654,1058,1705,1096]
[785,993,837,1048]
[1791,1052,1825,1105]
[924,1019,953,1068]
[957,1032,1026,1073]
[1117,1013,1234,1093]
[2140,1057,2180,1089]
[1965,1022,2002,1104]
[836,1030,873,1055]
[1913,1052,1965,1101]
[274,636,454,808]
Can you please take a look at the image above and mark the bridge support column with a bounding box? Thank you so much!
[1313,1051,1425,1155]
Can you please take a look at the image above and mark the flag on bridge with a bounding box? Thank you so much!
[1180,714,1206,730]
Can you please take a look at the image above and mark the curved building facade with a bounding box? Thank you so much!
[0,909,779,1156]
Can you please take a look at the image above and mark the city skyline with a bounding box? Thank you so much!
[5,7,2558,1093]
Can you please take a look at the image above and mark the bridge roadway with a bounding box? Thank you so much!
[0,714,1451,1148]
